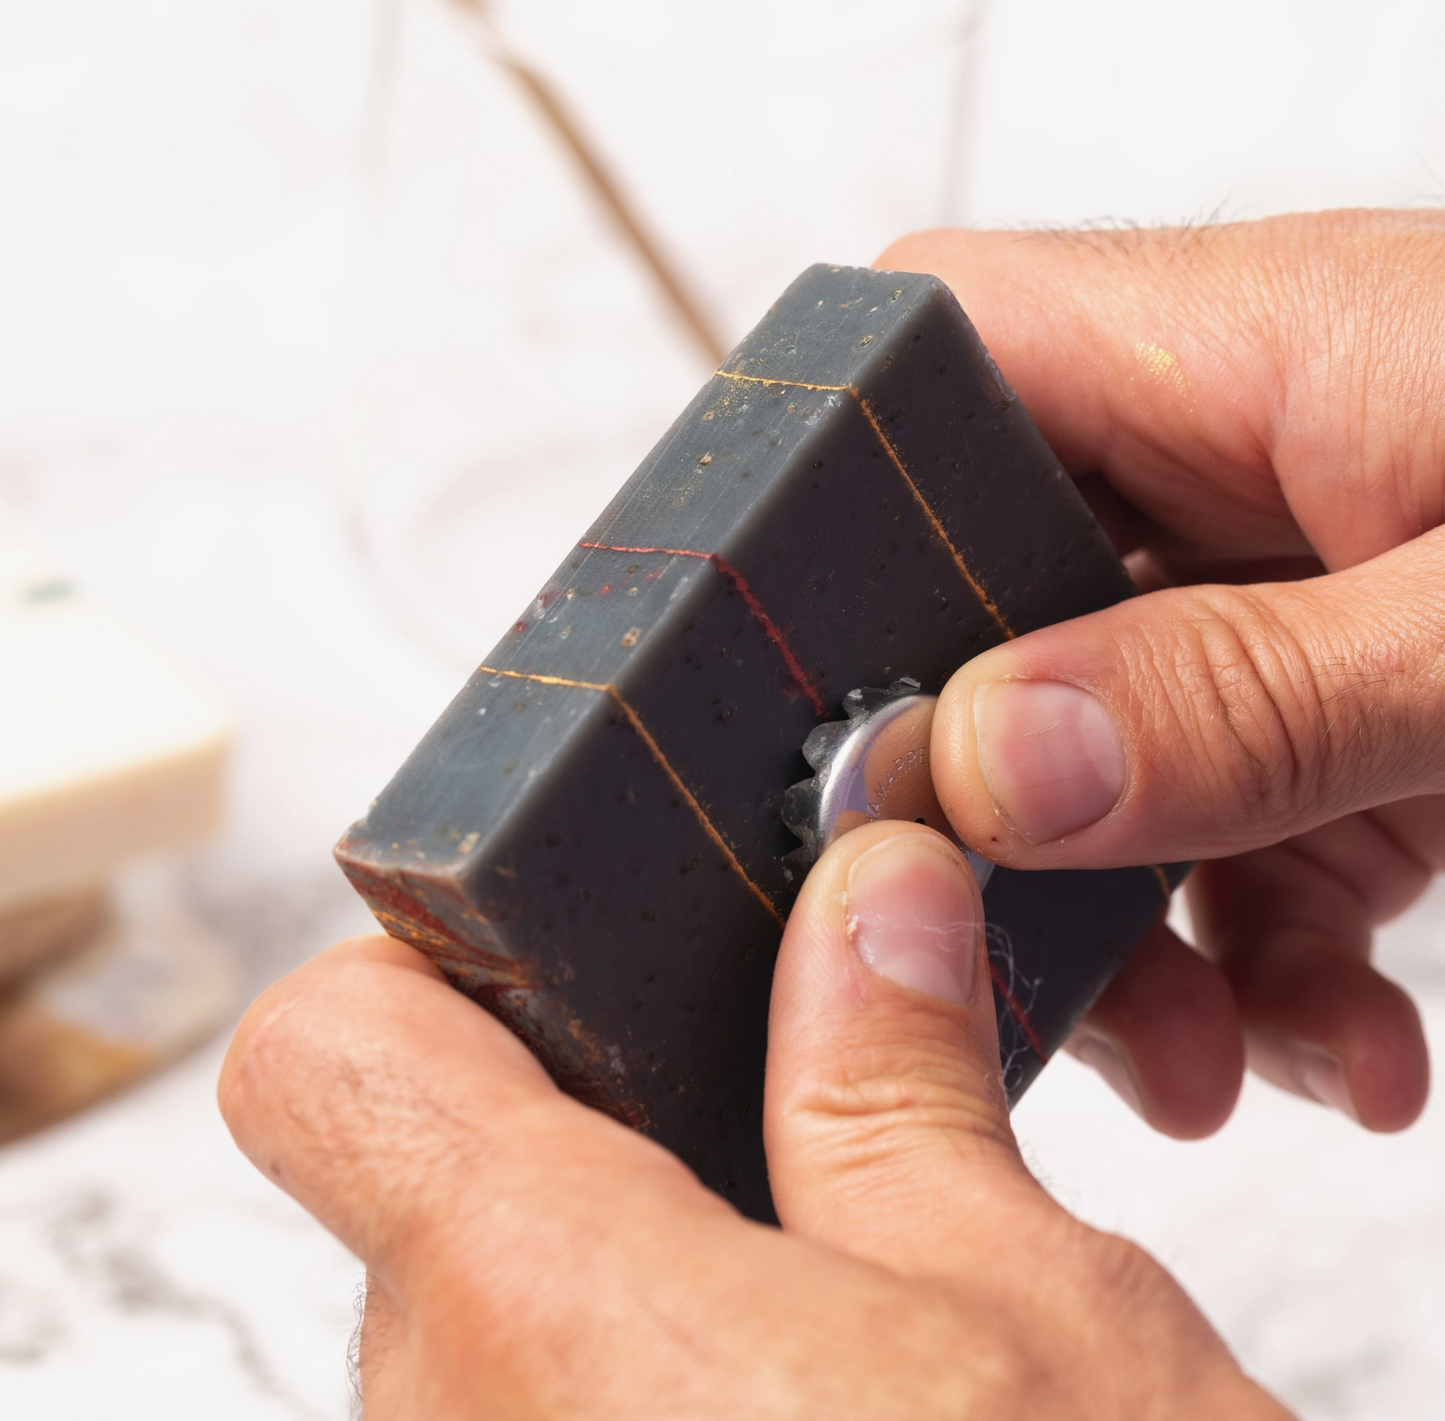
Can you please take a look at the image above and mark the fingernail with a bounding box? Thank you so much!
[845,835,983,1004]
[973,680,1126,844]
[1073,1033,1144,1116]
[1297,1048,1359,1121]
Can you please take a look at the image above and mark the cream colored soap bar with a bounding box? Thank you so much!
[0,527,230,915]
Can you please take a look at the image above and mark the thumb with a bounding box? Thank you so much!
[765,824,1296,1421]
[765,820,1044,1272]
[931,527,1445,868]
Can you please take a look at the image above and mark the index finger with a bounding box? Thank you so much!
[878,213,1445,571]
[217,936,726,1295]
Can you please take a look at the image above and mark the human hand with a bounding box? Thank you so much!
[220,822,1291,1419]
[879,210,1444,1140]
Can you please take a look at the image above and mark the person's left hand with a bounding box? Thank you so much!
[221,822,1290,1419]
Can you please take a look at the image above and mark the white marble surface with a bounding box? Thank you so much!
[0,1042,362,1421]
[3,2,1445,1416]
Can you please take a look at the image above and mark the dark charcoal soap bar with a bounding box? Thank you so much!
[337,264,1186,1222]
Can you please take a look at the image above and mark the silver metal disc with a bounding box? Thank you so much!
[782,679,995,888]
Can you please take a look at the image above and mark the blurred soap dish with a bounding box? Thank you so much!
[0,521,236,1142]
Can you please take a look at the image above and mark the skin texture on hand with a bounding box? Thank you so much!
[220,824,1293,1420]
[877,212,1444,1141]
[218,211,1435,1416]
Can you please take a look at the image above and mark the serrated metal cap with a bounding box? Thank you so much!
[782,678,995,889]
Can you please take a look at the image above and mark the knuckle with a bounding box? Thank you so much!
[956,1324,1056,1415]
[1150,586,1329,833]
[1032,1215,1187,1345]
[1145,567,1445,841]
[217,980,308,1127]
[783,1035,1018,1180]
[1082,1230,1176,1316]
[221,971,384,1165]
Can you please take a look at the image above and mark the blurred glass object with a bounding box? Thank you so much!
[343,0,984,670]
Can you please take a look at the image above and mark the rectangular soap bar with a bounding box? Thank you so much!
[337,265,1184,1221]
[0,525,230,916]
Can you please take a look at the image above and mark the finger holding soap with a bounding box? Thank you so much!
[932,531,1445,870]
[1066,918,1243,1140]
[880,215,1445,574]
[766,820,1288,1418]
[766,820,1025,1269]
[1188,841,1430,1132]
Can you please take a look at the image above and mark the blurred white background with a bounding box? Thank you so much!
[2,1,1444,1415]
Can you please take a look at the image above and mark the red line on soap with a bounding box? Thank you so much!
[988,960,1046,1061]
[578,541,827,716]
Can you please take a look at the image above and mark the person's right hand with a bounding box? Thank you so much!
[879,210,1444,1142]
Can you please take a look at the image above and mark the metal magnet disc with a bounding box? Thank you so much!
[782,678,995,889]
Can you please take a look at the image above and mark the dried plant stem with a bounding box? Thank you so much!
[447,0,726,365]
